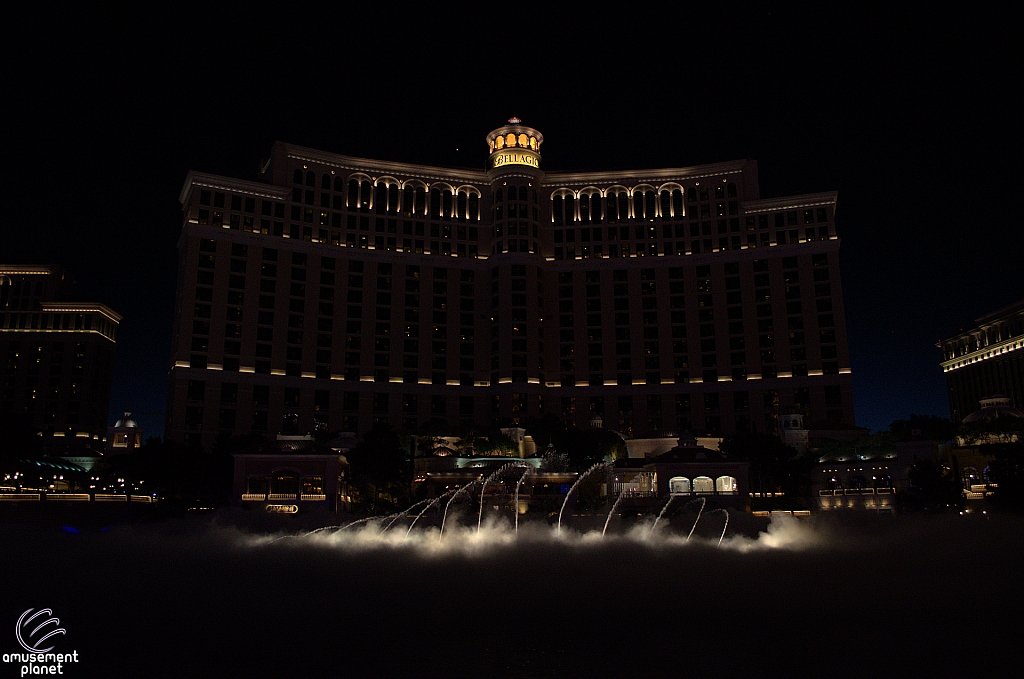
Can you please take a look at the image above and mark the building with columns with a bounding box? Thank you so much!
[938,300,1024,423]
[166,119,854,450]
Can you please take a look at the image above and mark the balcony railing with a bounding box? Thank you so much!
[819,488,895,497]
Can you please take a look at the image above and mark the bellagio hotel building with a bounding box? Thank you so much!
[167,119,854,449]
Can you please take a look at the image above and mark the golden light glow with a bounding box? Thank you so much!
[491,151,539,169]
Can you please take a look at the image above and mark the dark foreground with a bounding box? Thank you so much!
[1,510,1021,678]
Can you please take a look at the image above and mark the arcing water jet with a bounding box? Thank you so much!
[557,461,612,534]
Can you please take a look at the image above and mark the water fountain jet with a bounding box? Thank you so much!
[439,480,478,540]
[477,462,529,533]
[557,461,612,534]
[513,467,531,534]
[381,498,433,534]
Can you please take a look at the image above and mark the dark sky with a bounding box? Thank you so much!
[5,6,1021,437]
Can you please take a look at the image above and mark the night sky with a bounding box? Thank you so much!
[6,6,1021,438]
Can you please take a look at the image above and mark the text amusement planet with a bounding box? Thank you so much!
[4,609,79,676]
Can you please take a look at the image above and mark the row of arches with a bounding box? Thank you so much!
[668,475,738,495]
[490,131,541,151]
[552,186,689,225]
[291,168,483,220]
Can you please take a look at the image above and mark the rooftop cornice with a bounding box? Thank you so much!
[742,192,838,213]
[940,301,1024,344]
[940,335,1024,372]
[278,143,490,184]
[179,171,289,205]
[41,303,122,323]
[542,160,752,187]
[974,300,1024,326]
[0,266,54,275]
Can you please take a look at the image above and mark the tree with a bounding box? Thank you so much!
[987,442,1024,510]
[94,438,234,511]
[475,431,518,456]
[888,414,954,442]
[958,414,1024,446]
[0,413,42,470]
[903,458,962,511]
[720,433,809,498]
[346,423,411,513]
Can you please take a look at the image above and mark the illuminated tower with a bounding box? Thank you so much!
[484,120,546,418]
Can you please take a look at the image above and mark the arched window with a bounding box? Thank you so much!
[552,195,564,226]
[660,191,671,219]
[359,181,372,211]
[456,191,467,221]
[375,184,387,213]
[579,195,590,223]
[468,193,479,222]
[495,187,503,203]
[306,171,316,187]
[716,476,737,494]
[578,192,601,224]
[321,174,331,190]
[388,184,400,213]
[519,186,527,202]
[302,476,324,496]
[669,476,691,495]
[347,179,359,209]
[672,189,683,216]
[270,471,300,497]
[334,176,345,192]
[402,186,415,215]
[430,188,442,218]
[634,189,655,220]
[564,195,576,223]
[415,186,426,215]
[442,189,453,220]
[614,192,630,222]
[293,169,303,184]
[693,476,714,493]
[727,182,737,197]
[609,190,629,222]
[961,466,980,489]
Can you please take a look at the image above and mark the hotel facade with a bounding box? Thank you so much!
[938,300,1024,422]
[167,120,854,450]
[0,265,121,451]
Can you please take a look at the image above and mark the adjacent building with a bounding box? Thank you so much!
[0,265,121,453]
[938,300,1024,423]
[167,120,854,450]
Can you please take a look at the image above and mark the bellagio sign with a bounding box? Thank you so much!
[491,151,539,169]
